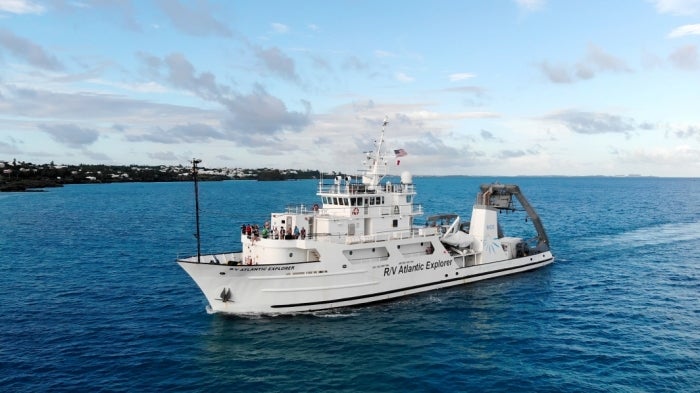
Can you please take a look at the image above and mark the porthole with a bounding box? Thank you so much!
[289,253,293,257]
[349,250,353,255]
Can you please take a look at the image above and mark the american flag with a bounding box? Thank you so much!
[394,149,407,157]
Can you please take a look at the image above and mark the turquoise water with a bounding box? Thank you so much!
[1,177,698,392]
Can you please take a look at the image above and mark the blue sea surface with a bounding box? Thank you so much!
[1,177,698,392]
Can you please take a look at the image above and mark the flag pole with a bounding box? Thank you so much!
[191,158,202,263]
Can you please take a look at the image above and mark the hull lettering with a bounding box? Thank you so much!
[383,259,452,276]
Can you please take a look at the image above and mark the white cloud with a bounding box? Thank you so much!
[374,50,395,58]
[148,151,189,162]
[669,44,699,70]
[252,46,299,81]
[395,72,414,83]
[652,0,700,15]
[0,140,21,154]
[449,72,476,82]
[0,28,63,70]
[585,44,631,72]
[668,23,700,37]
[89,79,169,94]
[271,23,289,34]
[455,111,500,119]
[0,0,44,14]
[543,110,639,135]
[539,44,631,84]
[671,124,700,139]
[619,145,700,166]
[155,0,232,37]
[515,0,545,11]
[39,123,100,148]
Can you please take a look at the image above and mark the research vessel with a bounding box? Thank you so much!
[177,120,554,314]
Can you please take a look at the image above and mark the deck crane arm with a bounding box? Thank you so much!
[479,183,550,251]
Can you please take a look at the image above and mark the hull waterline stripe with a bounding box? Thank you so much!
[270,257,553,309]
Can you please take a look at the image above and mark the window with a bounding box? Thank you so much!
[392,219,398,227]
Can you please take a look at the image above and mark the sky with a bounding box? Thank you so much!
[1,0,699,177]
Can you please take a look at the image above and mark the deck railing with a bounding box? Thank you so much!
[317,183,416,195]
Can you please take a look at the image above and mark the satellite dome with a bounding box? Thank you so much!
[400,171,413,184]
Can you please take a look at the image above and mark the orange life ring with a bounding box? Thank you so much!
[352,207,359,215]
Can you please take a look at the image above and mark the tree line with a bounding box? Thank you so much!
[0,161,323,191]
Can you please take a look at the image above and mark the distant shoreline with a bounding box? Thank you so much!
[2,161,696,192]
[0,161,323,192]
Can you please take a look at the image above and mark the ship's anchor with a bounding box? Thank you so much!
[219,287,232,302]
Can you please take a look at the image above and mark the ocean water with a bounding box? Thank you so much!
[1,177,698,392]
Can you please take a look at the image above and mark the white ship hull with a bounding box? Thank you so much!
[178,235,553,314]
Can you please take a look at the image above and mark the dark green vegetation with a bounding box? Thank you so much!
[0,160,321,191]
[256,169,320,181]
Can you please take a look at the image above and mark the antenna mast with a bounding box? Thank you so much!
[363,116,389,189]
